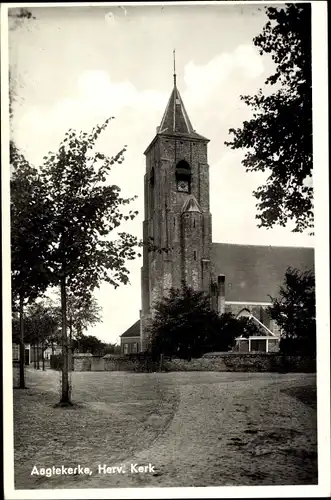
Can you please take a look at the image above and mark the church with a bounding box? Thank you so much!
[120,75,314,355]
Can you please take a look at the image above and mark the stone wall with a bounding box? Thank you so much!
[98,353,316,373]
[73,353,92,372]
[163,353,315,373]
[71,352,315,373]
[104,354,159,372]
[162,356,227,371]
[90,356,105,371]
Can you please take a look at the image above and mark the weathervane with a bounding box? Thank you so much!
[173,49,177,86]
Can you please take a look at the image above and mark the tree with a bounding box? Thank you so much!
[148,284,259,360]
[66,293,102,342]
[225,3,313,233]
[11,146,53,387]
[267,267,316,355]
[51,291,102,353]
[40,119,140,404]
[235,314,264,338]
[203,312,261,354]
[104,343,121,355]
[71,334,106,355]
[9,8,42,388]
[65,292,102,364]
[12,300,59,370]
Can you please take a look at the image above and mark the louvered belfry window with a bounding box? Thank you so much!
[176,160,191,193]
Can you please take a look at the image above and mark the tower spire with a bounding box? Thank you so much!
[155,51,208,140]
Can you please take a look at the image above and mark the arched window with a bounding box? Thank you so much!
[176,160,191,193]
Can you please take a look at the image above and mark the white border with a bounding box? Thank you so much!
[2,1,330,499]
[311,0,330,495]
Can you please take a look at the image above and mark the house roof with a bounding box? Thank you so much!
[120,319,140,338]
[211,243,315,303]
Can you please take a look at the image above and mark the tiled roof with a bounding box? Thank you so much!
[211,243,315,303]
[120,320,140,338]
[158,85,208,141]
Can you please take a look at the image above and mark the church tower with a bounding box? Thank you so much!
[140,62,212,350]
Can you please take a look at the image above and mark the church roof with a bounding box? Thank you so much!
[211,243,315,303]
[120,320,140,338]
[182,195,202,213]
[157,85,209,142]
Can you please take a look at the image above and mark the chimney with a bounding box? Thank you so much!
[156,126,160,134]
[217,274,225,315]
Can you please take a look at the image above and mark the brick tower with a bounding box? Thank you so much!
[140,70,212,350]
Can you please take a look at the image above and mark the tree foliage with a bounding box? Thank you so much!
[40,118,140,296]
[11,144,53,307]
[103,343,121,355]
[148,284,260,360]
[59,291,103,339]
[71,334,106,355]
[225,3,313,233]
[267,267,316,355]
[12,300,59,348]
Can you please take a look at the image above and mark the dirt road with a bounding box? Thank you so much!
[84,372,317,488]
[13,371,317,489]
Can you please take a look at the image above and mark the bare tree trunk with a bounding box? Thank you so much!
[19,293,25,388]
[36,333,40,370]
[42,340,45,371]
[69,315,73,372]
[60,276,71,404]
[33,344,37,369]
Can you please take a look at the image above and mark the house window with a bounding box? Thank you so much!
[193,250,197,261]
[123,343,129,355]
[131,343,138,353]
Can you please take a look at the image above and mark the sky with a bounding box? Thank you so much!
[9,2,314,344]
